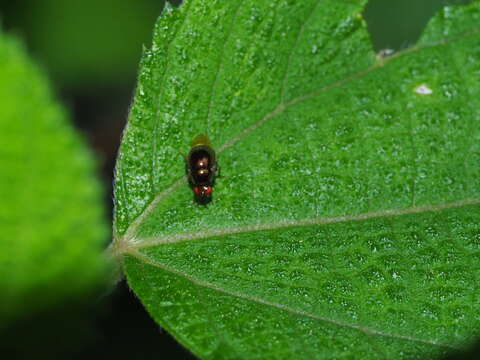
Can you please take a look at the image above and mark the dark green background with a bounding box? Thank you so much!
[0,0,477,359]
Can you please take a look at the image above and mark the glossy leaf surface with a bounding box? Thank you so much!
[113,0,480,358]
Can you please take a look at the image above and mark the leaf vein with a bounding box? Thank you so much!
[119,2,192,240]
[122,198,480,250]
[280,0,323,103]
[205,0,245,134]
[116,24,480,244]
[127,249,459,351]
[406,105,418,207]
[219,27,480,153]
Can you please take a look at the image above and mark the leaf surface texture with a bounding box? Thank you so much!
[113,1,480,358]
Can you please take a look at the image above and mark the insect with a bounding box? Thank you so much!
[185,134,219,204]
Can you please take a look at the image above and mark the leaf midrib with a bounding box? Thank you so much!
[127,248,458,350]
[113,24,480,253]
[112,198,480,257]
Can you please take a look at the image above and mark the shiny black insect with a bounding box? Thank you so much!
[185,134,219,204]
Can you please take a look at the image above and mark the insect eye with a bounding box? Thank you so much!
[204,186,212,196]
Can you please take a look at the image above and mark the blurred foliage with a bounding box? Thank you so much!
[0,31,109,328]
[0,0,471,91]
[364,0,471,51]
[1,0,169,89]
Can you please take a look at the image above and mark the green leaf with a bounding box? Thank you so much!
[112,0,480,358]
[0,32,108,326]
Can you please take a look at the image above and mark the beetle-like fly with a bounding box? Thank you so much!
[185,134,218,204]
